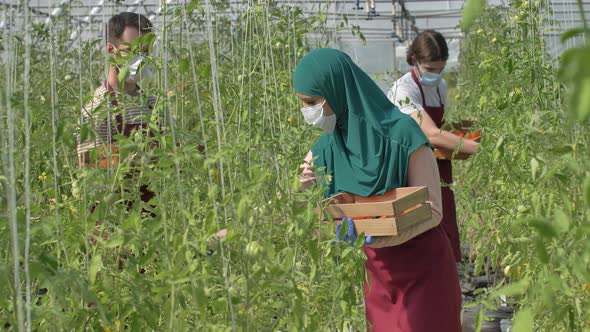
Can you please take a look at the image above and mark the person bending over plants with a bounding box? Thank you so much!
[295,48,461,332]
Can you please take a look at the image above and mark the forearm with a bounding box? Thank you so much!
[410,111,479,155]
[426,129,479,154]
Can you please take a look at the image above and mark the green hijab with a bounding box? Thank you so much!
[293,48,430,197]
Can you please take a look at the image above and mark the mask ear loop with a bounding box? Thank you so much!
[413,62,422,79]
[319,99,328,116]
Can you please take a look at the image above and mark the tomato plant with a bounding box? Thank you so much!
[452,1,590,330]
[0,3,368,330]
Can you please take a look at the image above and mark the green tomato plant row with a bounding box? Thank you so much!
[0,3,368,331]
[452,0,590,330]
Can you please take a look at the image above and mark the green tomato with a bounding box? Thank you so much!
[104,193,118,206]
[245,241,263,257]
[287,116,296,127]
[209,168,219,181]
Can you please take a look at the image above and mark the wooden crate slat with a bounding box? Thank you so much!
[352,218,398,236]
[324,201,394,219]
[403,213,434,232]
[392,186,428,215]
[396,204,432,231]
[383,186,422,198]
[320,187,426,206]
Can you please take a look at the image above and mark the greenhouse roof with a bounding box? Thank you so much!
[1,0,588,79]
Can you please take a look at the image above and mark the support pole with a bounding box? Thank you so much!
[392,0,398,71]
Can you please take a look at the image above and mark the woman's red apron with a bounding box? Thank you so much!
[410,70,461,263]
[363,226,461,331]
[361,70,461,332]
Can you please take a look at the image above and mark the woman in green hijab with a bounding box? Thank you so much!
[295,48,461,332]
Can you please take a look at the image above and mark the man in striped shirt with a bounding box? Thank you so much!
[78,12,227,250]
[77,12,159,170]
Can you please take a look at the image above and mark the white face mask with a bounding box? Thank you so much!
[125,55,154,83]
[300,100,337,133]
[417,63,444,87]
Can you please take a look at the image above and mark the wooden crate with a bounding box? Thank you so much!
[79,144,119,168]
[317,186,433,236]
[96,145,119,168]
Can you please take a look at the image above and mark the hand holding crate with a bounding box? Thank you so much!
[316,187,435,244]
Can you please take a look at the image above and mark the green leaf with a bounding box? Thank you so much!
[474,254,484,276]
[530,158,540,180]
[56,121,65,141]
[494,135,505,151]
[494,278,530,297]
[558,47,590,80]
[561,27,590,43]
[105,236,125,248]
[535,239,549,264]
[583,174,590,208]
[528,218,558,238]
[553,208,570,233]
[193,187,201,208]
[461,0,487,31]
[168,277,192,285]
[548,144,574,154]
[475,308,485,331]
[118,66,129,86]
[179,58,190,74]
[576,78,590,122]
[39,252,58,274]
[337,220,347,239]
[196,4,205,16]
[237,197,250,222]
[512,308,534,332]
[89,254,103,285]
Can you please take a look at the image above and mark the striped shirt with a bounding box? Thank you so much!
[77,83,161,157]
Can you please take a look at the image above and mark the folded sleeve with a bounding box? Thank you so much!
[387,80,424,115]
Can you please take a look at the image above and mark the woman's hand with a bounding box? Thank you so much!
[336,217,376,247]
[204,228,228,256]
[299,150,317,192]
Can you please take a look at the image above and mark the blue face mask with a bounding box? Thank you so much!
[417,64,444,87]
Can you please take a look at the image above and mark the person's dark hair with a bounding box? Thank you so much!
[106,12,152,42]
[406,30,448,66]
